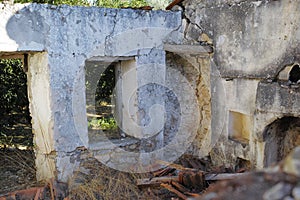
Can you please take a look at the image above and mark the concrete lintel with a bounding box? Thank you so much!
[0,51,43,59]
[0,51,41,72]
[0,54,24,59]
[87,56,135,63]
[163,44,213,55]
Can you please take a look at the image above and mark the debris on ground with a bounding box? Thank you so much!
[0,148,36,194]
[137,148,300,200]
[137,155,249,200]
[1,148,300,200]
[0,178,68,200]
[196,171,299,200]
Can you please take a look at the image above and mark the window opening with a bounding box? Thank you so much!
[228,111,250,146]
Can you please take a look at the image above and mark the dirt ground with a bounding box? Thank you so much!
[1,105,299,199]
[0,110,37,195]
[0,148,37,194]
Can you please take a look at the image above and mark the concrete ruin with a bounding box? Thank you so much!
[0,0,299,183]
[180,0,300,169]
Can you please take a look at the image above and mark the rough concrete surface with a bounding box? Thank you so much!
[0,3,183,181]
[181,0,300,168]
[1,0,300,186]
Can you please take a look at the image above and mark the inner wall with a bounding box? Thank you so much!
[263,117,300,167]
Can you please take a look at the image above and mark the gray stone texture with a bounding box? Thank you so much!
[0,3,182,181]
[2,0,300,184]
[182,0,300,168]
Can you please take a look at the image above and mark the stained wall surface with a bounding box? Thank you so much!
[0,3,183,181]
[3,0,299,182]
[181,0,300,167]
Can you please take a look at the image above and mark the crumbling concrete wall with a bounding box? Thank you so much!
[0,3,183,181]
[181,0,300,168]
[166,52,211,157]
[3,0,299,183]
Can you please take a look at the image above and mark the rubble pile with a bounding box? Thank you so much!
[139,148,300,200]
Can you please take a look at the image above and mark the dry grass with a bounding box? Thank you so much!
[0,148,35,171]
[68,158,164,200]
[0,148,37,194]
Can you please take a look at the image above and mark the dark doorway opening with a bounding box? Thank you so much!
[263,116,300,167]
[0,58,35,194]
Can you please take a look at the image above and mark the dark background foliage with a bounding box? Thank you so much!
[0,59,32,147]
[12,0,148,8]
[0,59,29,117]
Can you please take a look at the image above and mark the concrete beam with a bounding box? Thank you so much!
[87,56,135,63]
[163,44,213,55]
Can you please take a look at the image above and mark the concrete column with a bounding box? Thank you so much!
[117,60,141,137]
[136,49,166,153]
[27,52,56,181]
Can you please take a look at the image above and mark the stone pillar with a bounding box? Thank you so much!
[49,53,89,182]
[27,52,89,182]
[117,59,141,137]
[27,52,56,181]
[136,49,166,153]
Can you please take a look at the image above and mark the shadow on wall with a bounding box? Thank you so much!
[262,116,300,167]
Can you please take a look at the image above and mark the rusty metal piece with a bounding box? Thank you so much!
[187,159,202,169]
[0,178,68,200]
[166,0,184,10]
[191,171,205,191]
[34,187,43,200]
[0,186,45,200]
[153,167,176,177]
[171,181,189,193]
[178,170,205,192]
[161,183,188,200]
[137,176,179,187]
[184,192,200,197]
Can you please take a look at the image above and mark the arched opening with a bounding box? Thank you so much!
[288,63,300,84]
[263,116,300,167]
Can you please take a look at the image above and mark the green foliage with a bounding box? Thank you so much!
[14,0,90,6]
[95,64,115,103]
[10,0,172,9]
[88,117,117,130]
[0,59,33,148]
[0,128,33,147]
[0,59,29,115]
[13,0,148,7]
[95,0,148,8]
